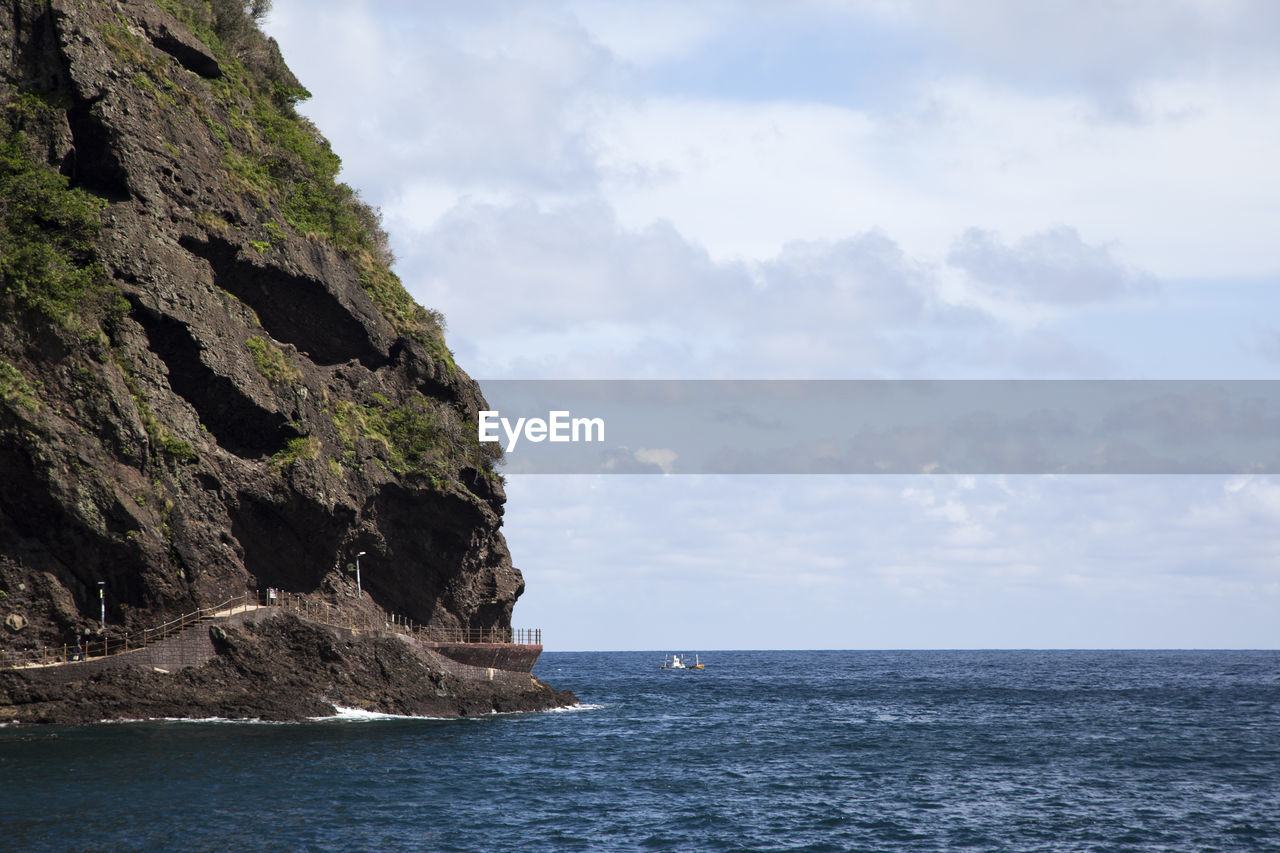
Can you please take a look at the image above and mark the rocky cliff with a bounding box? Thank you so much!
[0,0,571,719]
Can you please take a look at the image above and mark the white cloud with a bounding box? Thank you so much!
[949,226,1157,304]
[507,475,1280,649]
[632,448,677,474]
[902,0,1280,102]
[566,0,722,65]
[1257,329,1280,364]
[266,1,1280,284]
[397,199,1057,378]
[596,98,890,259]
[596,79,1280,279]
[267,0,1280,369]
[267,0,624,195]
[259,1,1280,648]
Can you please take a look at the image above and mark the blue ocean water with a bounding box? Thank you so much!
[1,650,1278,852]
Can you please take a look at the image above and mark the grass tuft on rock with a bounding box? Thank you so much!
[246,335,301,384]
[0,114,115,330]
[156,0,449,352]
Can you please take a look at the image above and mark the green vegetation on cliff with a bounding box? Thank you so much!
[246,335,301,384]
[331,394,499,486]
[270,435,320,472]
[114,356,198,465]
[0,99,113,330]
[0,0,524,699]
[0,359,40,411]
[150,0,451,355]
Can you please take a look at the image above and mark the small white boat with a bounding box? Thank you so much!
[660,653,704,670]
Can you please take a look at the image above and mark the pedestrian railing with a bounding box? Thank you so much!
[420,627,542,644]
[1,589,541,670]
[262,590,540,645]
[0,592,256,670]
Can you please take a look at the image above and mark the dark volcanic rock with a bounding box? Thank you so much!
[0,615,576,725]
[0,1,564,720]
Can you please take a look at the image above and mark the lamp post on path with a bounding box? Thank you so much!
[356,551,366,598]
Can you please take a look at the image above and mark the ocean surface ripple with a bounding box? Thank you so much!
[2,650,1277,851]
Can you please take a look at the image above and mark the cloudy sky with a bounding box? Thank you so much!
[265,1,1280,649]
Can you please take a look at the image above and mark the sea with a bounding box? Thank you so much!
[1,650,1277,852]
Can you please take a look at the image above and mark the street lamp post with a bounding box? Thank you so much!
[356,551,366,598]
[98,582,105,630]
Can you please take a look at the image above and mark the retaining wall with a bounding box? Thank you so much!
[420,641,542,673]
[389,634,543,686]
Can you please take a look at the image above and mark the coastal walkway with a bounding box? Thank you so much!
[0,591,542,680]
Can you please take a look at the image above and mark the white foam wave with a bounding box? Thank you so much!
[319,705,450,722]
[102,715,307,725]
[322,702,605,720]
[162,716,275,724]
[547,702,605,713]
[78,701,599,726]
[101,716,282,725]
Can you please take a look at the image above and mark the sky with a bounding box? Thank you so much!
[263,0,1280,650]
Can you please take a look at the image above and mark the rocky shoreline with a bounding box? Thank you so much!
[1,0,573,719]
[0,613,577,726]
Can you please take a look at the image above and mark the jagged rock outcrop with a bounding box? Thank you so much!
[0,0,569,718]
[0,614,575,724]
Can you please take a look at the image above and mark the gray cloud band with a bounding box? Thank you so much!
[478,381,1280,474]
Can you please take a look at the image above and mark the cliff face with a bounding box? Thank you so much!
[0,2,525,659]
